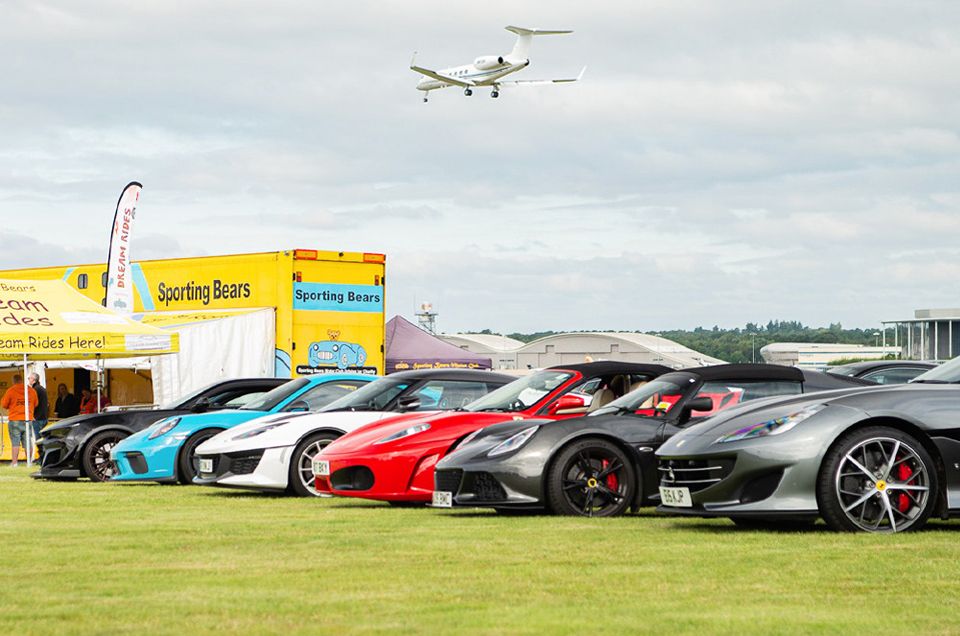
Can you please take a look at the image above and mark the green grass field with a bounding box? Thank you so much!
[3,464,960,635]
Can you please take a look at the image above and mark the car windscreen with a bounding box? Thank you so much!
[911,356,960,383]
[590,375,693,417]
[463,370,573,413]
[240,378,310,411]
[164,381,239,410]
[317,378,409,412]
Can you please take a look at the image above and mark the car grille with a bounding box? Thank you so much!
[464,472,506,502]
[227,450,264,475]
[658,458,735,493]
[434,468,463,494]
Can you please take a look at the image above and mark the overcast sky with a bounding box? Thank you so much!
[2,1,958,333]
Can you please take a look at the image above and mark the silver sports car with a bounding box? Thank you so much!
[656,357,960,533]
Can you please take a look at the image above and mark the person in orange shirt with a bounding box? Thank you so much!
[2,374,38,467]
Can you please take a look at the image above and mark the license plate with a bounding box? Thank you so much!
[659,486,693,507]
[432,491,453,508]
[199,458,214,474]
[313,459,330,477]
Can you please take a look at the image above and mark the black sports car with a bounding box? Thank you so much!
[35,377,286,481]
[656,356,960,533]
[433,365,874,517]
[825,360,937,384]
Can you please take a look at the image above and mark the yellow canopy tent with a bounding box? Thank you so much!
[0,279,179,465]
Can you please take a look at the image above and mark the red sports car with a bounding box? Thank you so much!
[313,362,671,503]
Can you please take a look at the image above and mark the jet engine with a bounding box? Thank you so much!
[473,56,505,70]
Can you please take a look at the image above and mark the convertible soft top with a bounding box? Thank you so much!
[667,364,804,382]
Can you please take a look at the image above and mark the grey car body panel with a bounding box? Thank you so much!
[656,383,960,517]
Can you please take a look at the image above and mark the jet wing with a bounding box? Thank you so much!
[410,64,476,88]
[499,67,586,86]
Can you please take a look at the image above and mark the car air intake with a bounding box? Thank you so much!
[658,458,735,493]
[330,465,375,491]
[464,471,506,502]
[434,468,463,494]
[125,452,148,475]
[226,450,264,475]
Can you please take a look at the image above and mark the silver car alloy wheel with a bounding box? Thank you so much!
[297,439,332,496]
[834,436,930,533]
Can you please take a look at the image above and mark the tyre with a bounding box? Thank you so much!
[81,431,126,482]
[177,429,221,485]
[287,432,340,497]
[731,517,816,531]
[546,438,636,517]
[817,426,937,533]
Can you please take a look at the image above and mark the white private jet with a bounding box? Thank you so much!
[411,25,584,102]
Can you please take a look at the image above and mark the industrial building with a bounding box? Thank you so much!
[882,308,960,360]
[442,332,724,370]
[760,342,900,370]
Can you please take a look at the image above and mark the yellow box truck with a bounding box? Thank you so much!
[0,249,386,377]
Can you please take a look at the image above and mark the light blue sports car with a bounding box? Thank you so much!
[108,373,375,484]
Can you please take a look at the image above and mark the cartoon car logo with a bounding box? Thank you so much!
[308,341,367,370]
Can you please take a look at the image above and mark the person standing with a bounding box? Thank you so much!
[28,373,48,442]
[1,374,38,467]
[79,388,95,415]
[54,383,80,419]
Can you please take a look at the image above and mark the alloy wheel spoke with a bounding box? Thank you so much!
[842,489,876,513]
[886,483,929,492]
[882,494,897,532]
[596,483,622,503]
[563,479,587,491]
[845,456,876,480]
[583,488,596,516]
[881,440,901,480]
[596,460,622,480]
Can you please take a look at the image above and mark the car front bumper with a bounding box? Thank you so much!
[314,451,439,502]
[110,437,181,482]
[194,446,290,491]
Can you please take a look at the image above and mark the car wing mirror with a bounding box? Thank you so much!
[397,395,422,412]
[550,394,587,415]
[683,396,714,416]
[284,400,310,413]
[191,397,212,413]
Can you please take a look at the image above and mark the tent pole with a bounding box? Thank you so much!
[24,353,31,467]
[96,356,102,413]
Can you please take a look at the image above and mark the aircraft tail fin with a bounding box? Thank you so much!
[505,25,573,61]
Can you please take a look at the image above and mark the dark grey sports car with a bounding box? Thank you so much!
[656,357,960,533]
[433,364,873,517]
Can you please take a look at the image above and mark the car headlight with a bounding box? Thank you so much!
[715,405,826,444]
[233,422,286,440]
[453,428,484,451]
[148,417,181,440]
[488,426,539,457]
[374,423,431,445]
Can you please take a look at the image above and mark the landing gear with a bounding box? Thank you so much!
[491,90,499,98]
[422,91,429,103]
[464,88,473,96]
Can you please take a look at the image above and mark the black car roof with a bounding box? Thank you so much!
[546,361,673,376]
[801,370,877,391]
[667,363,804,382]
[386,368,516,384]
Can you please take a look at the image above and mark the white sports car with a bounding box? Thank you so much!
[193,369,514,496]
